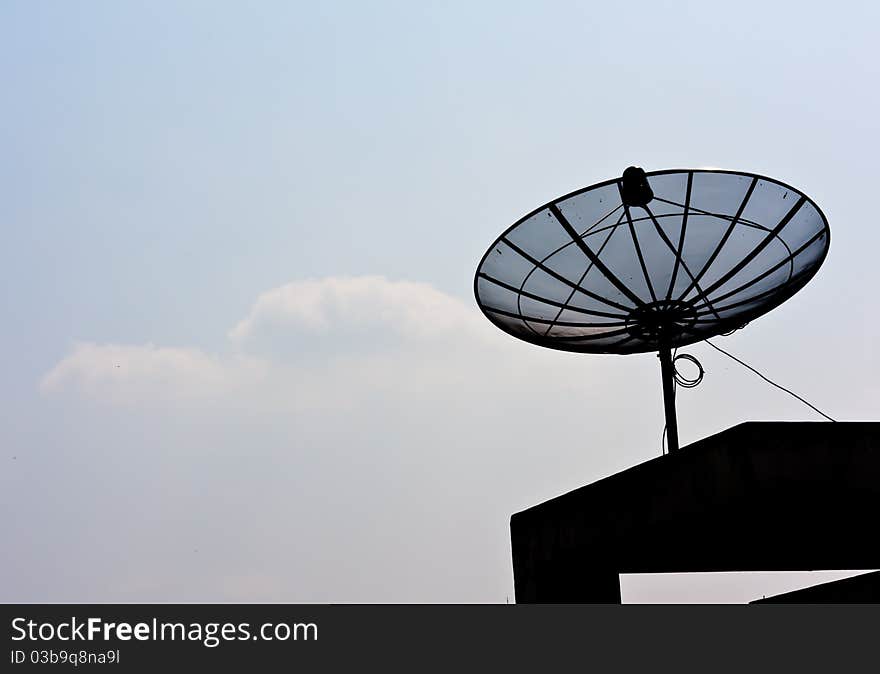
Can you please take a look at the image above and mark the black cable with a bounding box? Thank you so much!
[672,352,704,388]
[704,339,836,422]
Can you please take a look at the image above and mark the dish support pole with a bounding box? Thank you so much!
[658,345,679,453]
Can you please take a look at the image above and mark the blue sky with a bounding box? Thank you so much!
[2,1,878,602]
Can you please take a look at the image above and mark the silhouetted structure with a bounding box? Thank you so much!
[472,167,858,602]
[752,570,880,603]
[511,422,880,603]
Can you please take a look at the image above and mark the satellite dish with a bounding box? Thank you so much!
[474,167,830,452]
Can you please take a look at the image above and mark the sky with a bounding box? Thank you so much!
[2,1,879,603]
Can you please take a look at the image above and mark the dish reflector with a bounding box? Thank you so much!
[475,169,829,354]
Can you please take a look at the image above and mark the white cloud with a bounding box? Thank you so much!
[40,342,268,406]
[39,276,509,412]
[228,275,488,347]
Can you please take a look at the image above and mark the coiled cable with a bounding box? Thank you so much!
[672,352,704,389]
